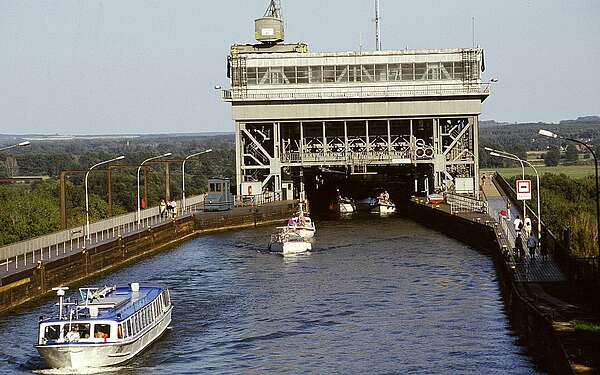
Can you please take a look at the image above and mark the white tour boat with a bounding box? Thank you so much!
[268,228,312,256]
[285,203,316,239]
[35,283,172,369]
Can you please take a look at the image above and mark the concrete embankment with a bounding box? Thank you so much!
[0,201,297,315]
[405,200,574,375]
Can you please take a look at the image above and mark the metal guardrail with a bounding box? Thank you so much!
[233,192,280,207]
[222,83,491,102]
[0,194,205,273]
[446,192,488,214]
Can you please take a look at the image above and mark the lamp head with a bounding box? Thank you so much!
[484,146,494,152]
[538,129,558,139]
[163,152,172,157]
[490,152,501,157]
[18,141,31,147]
[115,155,125,161]
[205,149,213,154]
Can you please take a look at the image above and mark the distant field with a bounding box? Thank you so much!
[481,165,596,179]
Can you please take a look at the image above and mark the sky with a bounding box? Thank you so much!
[1,0,599,135]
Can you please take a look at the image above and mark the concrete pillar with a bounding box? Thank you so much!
[472,116,480,199]
[299,122,304,163]
[387,119,392,156]
[344,121,349,159]
[365,120,370,153]
[322,121,327,154]
[235,122,243,195]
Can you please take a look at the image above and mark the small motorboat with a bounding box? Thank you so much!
[35,283,172,369]
[285,202,316,239]
[268,227,312,256]
[370,191,396,215]
[371,199,396,215]
[330,190,355,214]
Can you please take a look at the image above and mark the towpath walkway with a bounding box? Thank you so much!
[481,175,565,283]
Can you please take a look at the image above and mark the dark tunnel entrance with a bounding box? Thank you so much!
[298,165,434,214]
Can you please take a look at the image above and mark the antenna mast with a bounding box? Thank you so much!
[375,0,381,51]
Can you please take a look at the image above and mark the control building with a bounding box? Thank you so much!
[223,9,490,203]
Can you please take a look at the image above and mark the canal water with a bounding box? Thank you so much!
[0,215,543,374]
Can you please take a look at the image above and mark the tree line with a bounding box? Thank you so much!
[0,134,235,246]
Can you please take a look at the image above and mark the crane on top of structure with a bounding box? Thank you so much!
[255,0,284,44]
[263,0,282,19]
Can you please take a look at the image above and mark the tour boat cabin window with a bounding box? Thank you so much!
[63,323,91,340]
[94,324,111,339]
[44,325,61,341]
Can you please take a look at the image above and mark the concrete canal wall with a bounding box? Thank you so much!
[0,201,297,315]
[405,201,574,375]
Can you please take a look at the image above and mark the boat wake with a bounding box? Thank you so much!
[33,366,128,375]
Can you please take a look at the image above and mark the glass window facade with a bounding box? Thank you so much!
[240,61,475,87]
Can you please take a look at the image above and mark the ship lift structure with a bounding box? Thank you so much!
[222,1,490,202]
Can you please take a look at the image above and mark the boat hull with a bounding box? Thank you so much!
[371,203,396,215]
[270,241,311,256]
[36,308,172,368]
[338,203,354,213]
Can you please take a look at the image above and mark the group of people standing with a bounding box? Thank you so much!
[159,198,178,219]
[512,215,545,261]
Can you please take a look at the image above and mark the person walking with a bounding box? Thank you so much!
[527,233,539,261]
[159,199,167,219]
[480,173,487,188]
[513,215,523,234]
[166,200,173,218]
[171,199,178,218]
[523,217,532,238]
[515,233,525,260]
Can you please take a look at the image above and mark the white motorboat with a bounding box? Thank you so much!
[35,283,172,369]
[331,195,355,214]
[370,199,396,215]
[338,201,355,214]
[285,202,316,239]
[268,228,312,256]
[370,191,396,215]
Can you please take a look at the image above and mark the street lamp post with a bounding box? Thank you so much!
[0,141,30,152]
[85,155,125,241]
[485,146,527,219]
[137,153,172,224]
[539,129,600,256]
[489,150,542,240]
[182,149,212,211]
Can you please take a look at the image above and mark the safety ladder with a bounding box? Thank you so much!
[231,56,248,98]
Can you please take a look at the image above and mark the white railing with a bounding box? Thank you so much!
[0,194,206,274]
[281,150,412,164]
[222,83,491,102]
[447,193,488,214]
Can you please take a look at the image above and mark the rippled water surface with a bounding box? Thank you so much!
[0,216,543,374]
